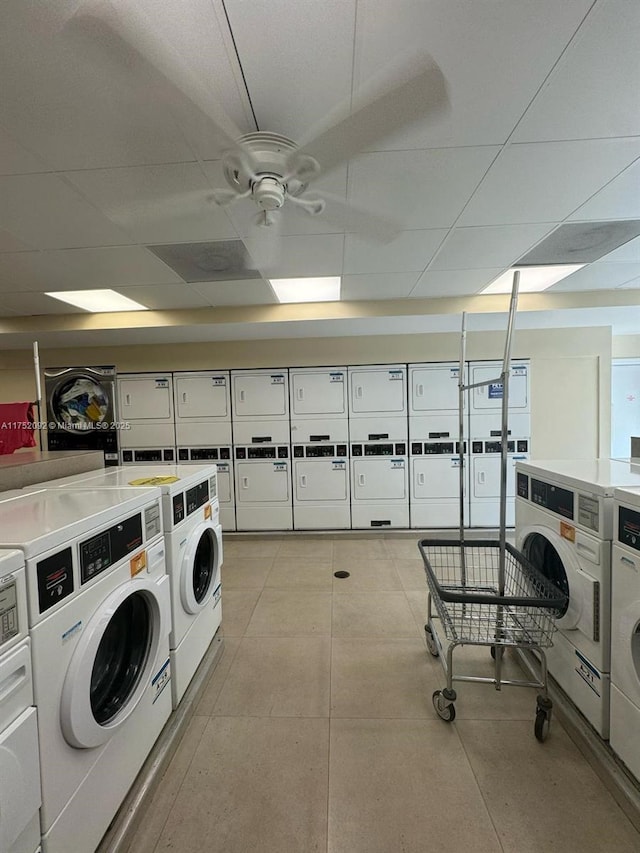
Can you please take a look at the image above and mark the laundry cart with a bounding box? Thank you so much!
[419,274,567,740]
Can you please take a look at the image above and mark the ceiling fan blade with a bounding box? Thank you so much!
[289,54,449,177]
[303,191,401,245]
[69,1,246,154]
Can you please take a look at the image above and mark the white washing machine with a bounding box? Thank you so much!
[292,442,350,529]
[410,440,467,528]
[177,446,235,531]
[0,487,171,853]
[289,366,348,443]
[610,486,640,780]
[230,368,290,445]
[515,459,640,739]
[468,359,530,439]
[118,373,176,464]
[0,549,41,853]
[27,465,222,709]
[234,444,292,530]
[469,438,530,527]
[350,440,409,528]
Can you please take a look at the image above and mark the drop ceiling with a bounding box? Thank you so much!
[0,0,638,351]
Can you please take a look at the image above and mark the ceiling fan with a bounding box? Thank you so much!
[70,1,450,271]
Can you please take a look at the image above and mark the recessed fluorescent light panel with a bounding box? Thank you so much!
[269,276,341,303]
[45,289,148,312]
[481,265,585,295]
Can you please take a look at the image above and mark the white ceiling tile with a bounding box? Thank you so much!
[353,0,594,148]
[0,231,34,252]
[40,247,183,289]
[344,229,447,275]
[348,148,500,229]
[0,251,78,293]
[0,127,51,175]
[115,283,210,310]
[429,224,556,271]
[0,174,132,249]
[65,163,238,244]
[459,138,640,226]
[224,0,355,142]
[548,262,640,292]
[513,0,640,142]
[568,157,640,221]
[341,272,420,300]
[261,234,345,279]
[410,268,504,298]
[617,276,640,290]
[192,279,277,306]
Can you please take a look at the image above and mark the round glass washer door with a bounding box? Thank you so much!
[60,578,166,749]
[181,521,222,615]
[522,531,570,618]
[50,375,110,431]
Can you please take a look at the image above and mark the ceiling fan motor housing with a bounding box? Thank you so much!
[253,176,286,210]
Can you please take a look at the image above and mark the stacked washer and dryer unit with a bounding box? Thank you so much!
[174,371,235,531]
[34,464,223,709]
[290,367,350,529]
[118,373,177,465]
[348,365,409,528]
[610,485,640,782]
[514,459,640,742]
[231,369,293,531]
[0,548,42,853]
[0,486,172,853]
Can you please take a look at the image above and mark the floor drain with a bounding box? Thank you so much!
[334,571,350,579]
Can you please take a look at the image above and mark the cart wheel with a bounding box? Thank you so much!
[432,690,456,722]
[424,625,439,657]
[534,708,550,742]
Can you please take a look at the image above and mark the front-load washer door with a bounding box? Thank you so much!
[60,576,170,749]
[181,520,222,615]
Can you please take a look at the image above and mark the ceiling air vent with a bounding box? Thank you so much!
[516,220,640,266]
[147,240,262,282]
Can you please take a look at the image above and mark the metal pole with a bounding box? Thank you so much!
[459,311,467,582]
[33,341,43,451]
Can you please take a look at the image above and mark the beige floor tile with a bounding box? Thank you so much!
[394,557,427,590]
[332,538,390,561]
[277,537,334,560]
[213,637,331,717]
[222,538,282,560]
[123,715,209,853]
[265,556,334,590]
[457,720,640,853]
[328,718,502,853]
[245,590,333,637]
[153,717,329,853]
[331,638,441,718]
[221,557,273,590]
[331,558,403,591]
[405,589,429,634]
[384,537,423,559]
[220,589,261,637]
[332,592,420,638]
[193,637,241,716]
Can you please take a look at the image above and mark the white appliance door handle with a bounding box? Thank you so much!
[356,385,363,399]
[182,392,187,403]
[621,555,636,567]
[242,476,249,489]
[300,474,307,488]
[358,473,365,486]
[297,387,304,401]
[125,393,131,406]
[418,472,425,485]
[0,664,27,705]
[478,471,485,484]
[417,383,424,397]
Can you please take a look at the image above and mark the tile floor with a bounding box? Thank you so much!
[125,536,640,853]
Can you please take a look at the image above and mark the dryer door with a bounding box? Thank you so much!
[181,520,222,614]
[60,575,170,749]
[518,523,602,639]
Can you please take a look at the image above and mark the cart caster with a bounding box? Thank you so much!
[424,625,439,657]
[490,645,502,660]
[534,695,553,742]
[432,689,456,722]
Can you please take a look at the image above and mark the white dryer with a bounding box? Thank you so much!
[177,445,235,531]
[28,465,222,709]
[292,442,350,529]
[118,373,176,464]
[173,370,232,446]
[348,364,408,441]
[230,368,290,445]
[350,440,409,528]
[469,438,529,527]
[289,366,348,443]
[234,444,292,530]
[515,459,640,739]
[409,361,465,441]
[410,440,467,528]
[0,488,171,853]
[468,359,530,439]
[610,486,640,781]
[0,549,41,853]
